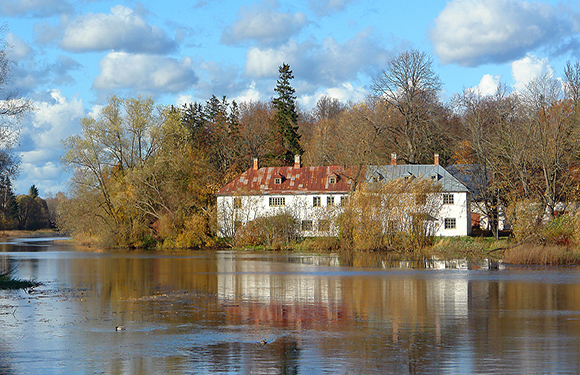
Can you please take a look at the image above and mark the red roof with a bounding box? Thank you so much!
[216,165,357,196]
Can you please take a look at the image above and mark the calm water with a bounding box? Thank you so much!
[1,239,580,374]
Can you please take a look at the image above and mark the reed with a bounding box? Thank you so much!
[503,244,580,265]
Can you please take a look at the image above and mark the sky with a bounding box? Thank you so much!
[1,0,579,197]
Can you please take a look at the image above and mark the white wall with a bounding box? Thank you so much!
[436,192,470,236]
[217,193,348,237]
[217,191,470,237]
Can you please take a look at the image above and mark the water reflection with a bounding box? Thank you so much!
[0,241,580,373]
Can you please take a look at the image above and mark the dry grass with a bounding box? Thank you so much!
[503,244,580,265]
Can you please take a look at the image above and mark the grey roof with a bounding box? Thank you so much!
[366,165,469,193]
[446,164,489,197]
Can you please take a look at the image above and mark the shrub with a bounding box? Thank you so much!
[234,212,299,248]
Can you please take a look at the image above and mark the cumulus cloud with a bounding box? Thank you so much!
[471,74,502,96]
[221,3,308,46]
[14,90,86,195]
[93,52,198,94]
[430,0,576,67]
[60,5,177,54]
[0,0,73,17]
[299,82,367,110]
[307,0,360,16]
[511,54,553,91]
[245,29,392,89]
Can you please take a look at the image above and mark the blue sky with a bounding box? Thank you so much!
[1,0,579,196]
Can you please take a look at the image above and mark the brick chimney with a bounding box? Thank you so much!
[391,153,397,166]
[434,153,439,166]
[294,154,301,169]
[253,158,258,170]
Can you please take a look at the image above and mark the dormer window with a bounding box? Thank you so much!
[431,174,440,182]
[273,173,284,185]
[328,173,338,184]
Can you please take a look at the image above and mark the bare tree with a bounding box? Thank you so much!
[0,26,32,181]
[372,50,451,164]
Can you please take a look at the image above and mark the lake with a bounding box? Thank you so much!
[1,238,580,374]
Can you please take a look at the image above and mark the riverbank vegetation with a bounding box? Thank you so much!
[31,50,580,263]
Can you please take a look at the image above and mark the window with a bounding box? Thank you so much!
[443,193,454,205]
[318,220,330,232]
[329,176,337,184]
[327,196,335,206]
[234,220,242,232]
[313,196,321,207]
[269,197,285,206]
[274,177,282,184]
[431,174,439,181]
[340,196,348,206]
[234,197,242,209]
[444,218,456,229]
[302,220,313,231]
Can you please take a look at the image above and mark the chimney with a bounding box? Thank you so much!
[253,158,258,170]
[294,154,301,169]
[434,153,439,166]
[391,153,397,166]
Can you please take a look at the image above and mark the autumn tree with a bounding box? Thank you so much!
[61,95,164,246]
[270,63,303,165]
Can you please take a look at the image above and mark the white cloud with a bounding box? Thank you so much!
[471,74,502,96]
[14,90,86,195]
[222,3,308,46]
[430,0,574,66]
[511,54,553,91]
[93,52,198,94]
[233,81,263,103]
[30,90,85,148]
[60,5,177,54]
[299,82,367,110]
[244,29,392,89]
[0,0,73,17]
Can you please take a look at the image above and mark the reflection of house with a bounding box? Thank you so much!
[216,156,354,237]
[366,154,471,236]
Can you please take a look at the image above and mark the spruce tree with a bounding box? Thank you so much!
[271,63,303,165]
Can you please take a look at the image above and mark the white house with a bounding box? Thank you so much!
[216,156,355,237]
[365,154,471,237]
[217,154,471,238]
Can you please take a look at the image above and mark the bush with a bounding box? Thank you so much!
[234,212,299,248]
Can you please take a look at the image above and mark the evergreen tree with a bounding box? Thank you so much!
[271,63,303,165]
[29,185,39,198]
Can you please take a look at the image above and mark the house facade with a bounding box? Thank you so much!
[365,154,471,237]
[217,154,472,238]
[216,156,354,237]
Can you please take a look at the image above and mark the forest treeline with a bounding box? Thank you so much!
[54,51,580,249]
